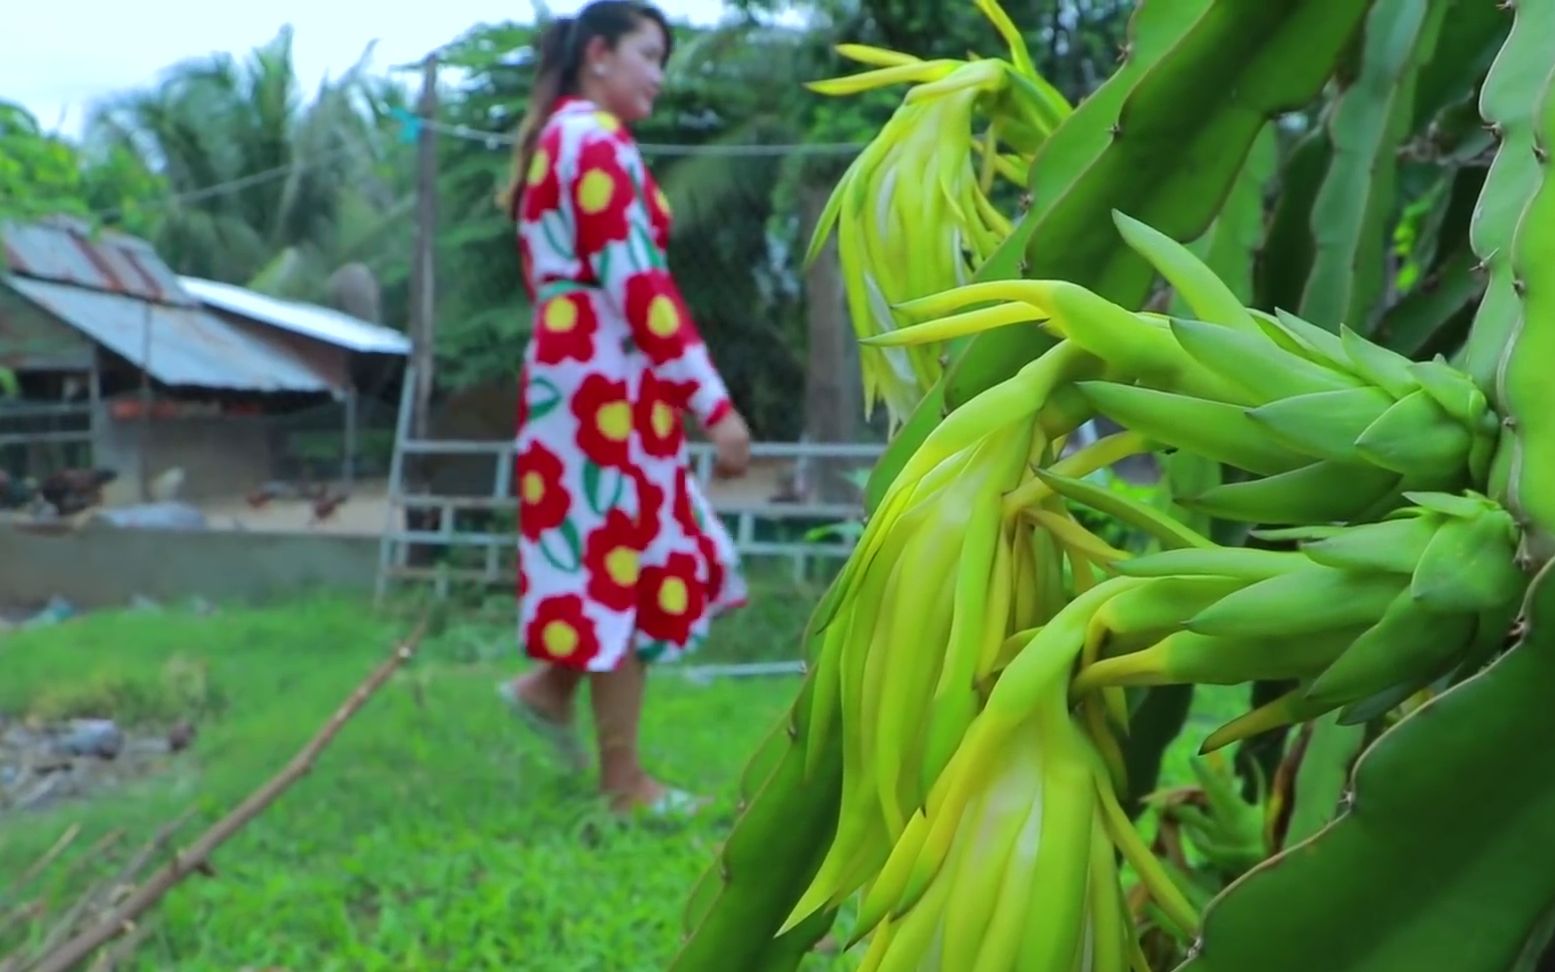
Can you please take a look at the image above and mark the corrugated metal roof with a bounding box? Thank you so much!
[0,218,340,393]
[179,275,411,355]
[1,217,189,306]
[6,276,335,394]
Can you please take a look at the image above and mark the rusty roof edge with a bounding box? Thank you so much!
[0,218,196,308]
[4,276,337,395]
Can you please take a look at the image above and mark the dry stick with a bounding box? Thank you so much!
[5,826,82,903]
[24,811,193,969]
[25,620,426,972]
[0,825,93,970]
[0,829,127,962]
[84,919,151,972]
[0,901,44,947]
[54,832,127,890]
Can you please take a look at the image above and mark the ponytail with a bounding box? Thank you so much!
[500,17,578,219]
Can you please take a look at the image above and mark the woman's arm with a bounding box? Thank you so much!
[567,123,734,431]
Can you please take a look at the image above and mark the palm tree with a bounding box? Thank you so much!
[82,27,415,314]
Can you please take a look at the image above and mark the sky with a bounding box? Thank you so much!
[1,0,738,140]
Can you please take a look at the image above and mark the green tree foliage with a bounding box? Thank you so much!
[85,28,415,306]
[0,100,164,235]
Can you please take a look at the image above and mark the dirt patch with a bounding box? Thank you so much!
[1,716,196,816]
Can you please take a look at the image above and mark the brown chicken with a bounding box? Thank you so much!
[310,490,348,524]
[39,468,116,515]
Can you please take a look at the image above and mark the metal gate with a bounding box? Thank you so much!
[373,367,883,602]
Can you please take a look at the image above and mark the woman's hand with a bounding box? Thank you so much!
[708,410,752,479]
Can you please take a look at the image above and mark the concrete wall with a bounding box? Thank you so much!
[96,412,273,502]
[0,522,378,609]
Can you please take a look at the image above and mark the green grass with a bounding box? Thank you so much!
[0,576,1249,971]
[0,584,822,971]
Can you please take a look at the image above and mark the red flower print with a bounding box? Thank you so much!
[652,376,697,415]
[624,271,697,363]
[638,552,705,646]
[573,138,633,257]
[516,440,569,541]
[673,470,702,537]
[696,533,724,602]
[646,180,672,247]
[634,375,684,458]
[526,594,601,666]
[583,510,644,612]
[571,373,634,469]
[533,292,597,365]
[517,563,529,600]
[626,467,664,541]
[520,129,564,223]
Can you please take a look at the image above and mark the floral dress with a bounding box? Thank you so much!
[513,96,747,673]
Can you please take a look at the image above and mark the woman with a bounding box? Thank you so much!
[497,0,753,816]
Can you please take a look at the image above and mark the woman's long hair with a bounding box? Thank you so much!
[500,1,672,220]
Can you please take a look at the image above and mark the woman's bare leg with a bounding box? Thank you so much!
[512,664,584,723]
[588,654,666,810]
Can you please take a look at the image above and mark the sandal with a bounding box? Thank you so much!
[496,681,589,772]
[611,786,709,820]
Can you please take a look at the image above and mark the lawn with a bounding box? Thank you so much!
[0,577,1243,971]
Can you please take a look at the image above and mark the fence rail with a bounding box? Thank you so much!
[0,400,94,464]
[375,401,885,601]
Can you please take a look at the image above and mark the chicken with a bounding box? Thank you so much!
[310,489,348,524]
[245,481,295,509]
[149,466,185,502]
[38,468,116,515]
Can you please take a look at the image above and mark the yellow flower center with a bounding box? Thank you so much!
[605,547,640,586]
[647,295,681,337]
[596,401,632,441]
[651,401,675,439]
[577,169,615,214]
[544,298,578,332]
[522,472,545,504]
[527,149,550,186]
[542,620,579,658]
[659,577,689,615]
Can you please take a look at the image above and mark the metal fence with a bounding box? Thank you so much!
[374,367,883,602]
[0,400,94,477]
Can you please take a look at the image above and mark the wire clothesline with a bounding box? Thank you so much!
[419,117,866,156]
[91,118,865,220]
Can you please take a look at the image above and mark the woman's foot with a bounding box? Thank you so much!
[499,672,588,771]
[602,772,706,818]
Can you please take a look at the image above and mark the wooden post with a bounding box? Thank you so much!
[138,301,153,502]
[86,348,101,469]
[799,182,861,504]
[408,53,440,442]
[342,383,358,491]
